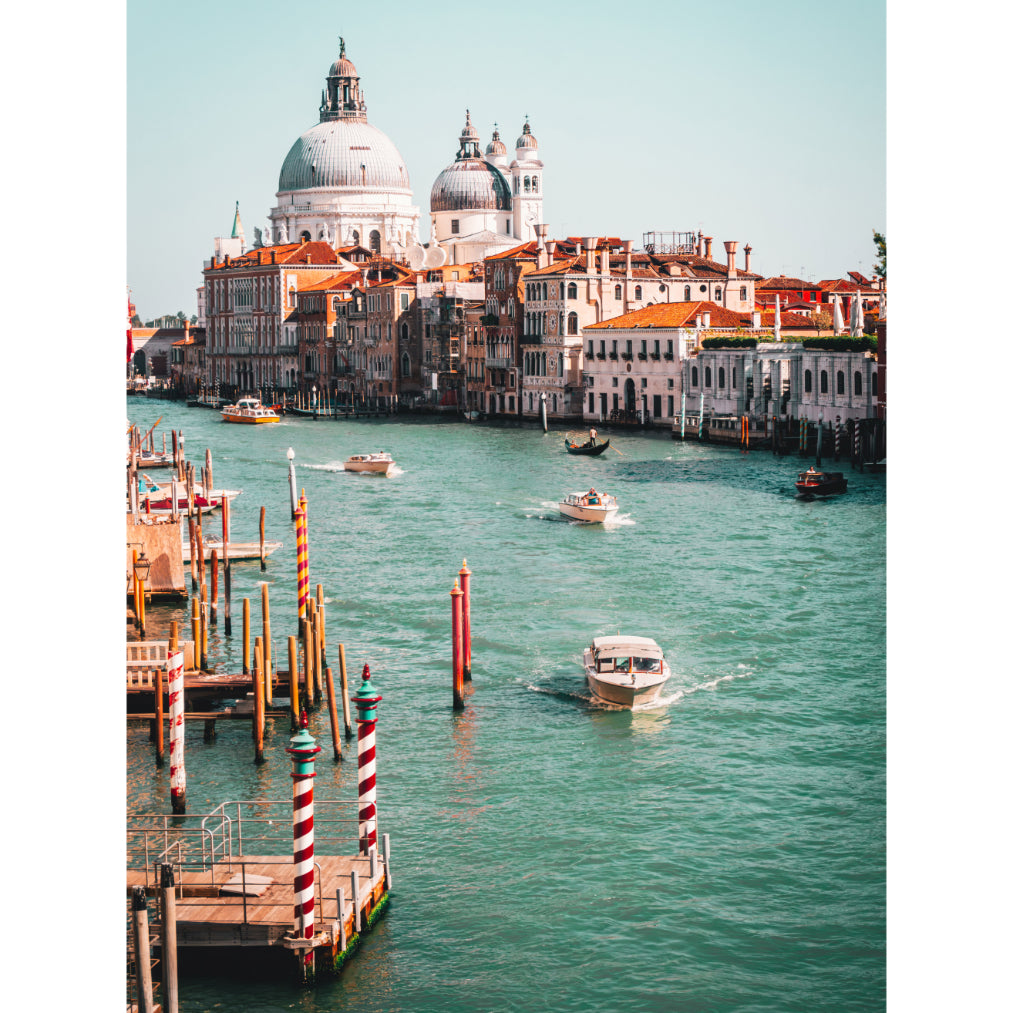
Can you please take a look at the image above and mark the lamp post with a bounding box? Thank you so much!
[133,550,152,636]
[287,447,298,519]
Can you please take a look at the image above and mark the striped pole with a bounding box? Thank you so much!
[351,665,383,854]
[680,390,686,440]
[459,560,472,682]
[834,417,842,460]
[296,492,309,620]
[168,649,186,814]
[286,712,321,980]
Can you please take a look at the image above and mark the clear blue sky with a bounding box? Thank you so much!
[126,0,885,318]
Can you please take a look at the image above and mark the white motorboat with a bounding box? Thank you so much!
[558,488,618,523]
[344,452,394,475]
[582,635,672,707]
[220,398,280,424]
[181,531,283,564]
[133,476,241,515]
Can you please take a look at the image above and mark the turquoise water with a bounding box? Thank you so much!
[127,403,885,1012]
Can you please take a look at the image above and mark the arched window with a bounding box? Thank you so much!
[558,353,564,376]
[615,284,622,300]
[715,288,722,300]
[855,371,863,395]
[300,230,312,243]
[705,366,712,387]
[804,369,812,393]
[684,285,691,300]
[634,285,642,300]
[567,282,577,299]
[740,286,747,301]
[369,230,381,253]
[718,367,726,388]
[820,370,828,394]
[567,312,578,335]
[691,366,699,387]
[351,230,359,244]
[552,394,557,413]
[524,176,531,192]
[872,372,878,395]
[401,352,410,376]
[531,176,538,192]
[837,370,845,394]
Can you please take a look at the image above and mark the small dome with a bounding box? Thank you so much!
[485,125,507,157]
[329,56,358,78]
[516,119,537,149]
[431,160,511,212]
[460,109,479,143]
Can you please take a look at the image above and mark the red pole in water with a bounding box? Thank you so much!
[450,580,464,710]
[458,560,472,682]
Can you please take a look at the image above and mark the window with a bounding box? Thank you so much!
[718,367,726,388]
[691,366,698,387]
[705,366,712,387]
[740,286,747,301]
[667,378,674,388]
[567,282,577,299]
[599,340,605,357]
[625,340,632,357]
[588,394,594,413]
[587,342,593,357]
[532,176,538,192]
[820,370,828,394]
[524,176,531,192]
[872,372,878,395]
[837,370,845,394]
[615,284,622,300]
[732,367,737,388]
[855,371,863,395]
[369,230,381,253]
[668,395,674,417]
[634,286,642,300]
[654,394,662,418]
[451,219,460,234]
[567,312,578,335]
[684,286,691,300]
[506,221,511,235]
[641,378,647,388]
[586,375,594,387]
[804,369,812,393]
[612,377,618,387]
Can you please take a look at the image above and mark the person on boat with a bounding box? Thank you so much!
[588,488,599,505]
[589,427,598,446]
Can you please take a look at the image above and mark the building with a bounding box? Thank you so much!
[267,39,421,257]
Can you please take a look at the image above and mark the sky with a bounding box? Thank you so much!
[126,0,886,319]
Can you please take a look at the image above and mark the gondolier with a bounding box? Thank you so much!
[589,427,598,446]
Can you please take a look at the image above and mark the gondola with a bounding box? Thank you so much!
[564,436,609,456]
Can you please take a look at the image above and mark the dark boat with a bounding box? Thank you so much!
[564,436,610,456]
[795,467,848,498]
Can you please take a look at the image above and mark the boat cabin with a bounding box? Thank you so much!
[589,635,664,674]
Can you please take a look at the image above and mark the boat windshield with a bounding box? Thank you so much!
[633,656,661,672]
[613,657,630,672]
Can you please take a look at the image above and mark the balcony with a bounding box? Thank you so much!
[638,353,648,360]
[620,352,633,361]
[596,352,607,359]
[608,352,618,360]
[486,357,512,369]
[650,353,661,360]
[664,352,674,360]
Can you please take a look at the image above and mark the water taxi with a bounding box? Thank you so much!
[558,488,618,523]
[220,398,281,424]
[344,452,394,475]
[135,477,241,514]
[583,635,672,707]
[795,467,848,498]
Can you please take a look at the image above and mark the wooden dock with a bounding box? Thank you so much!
[128,801,391,980]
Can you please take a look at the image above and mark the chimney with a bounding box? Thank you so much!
[546,240,556,262]
[704,237,713,260]
[744,244,752,273]
[697,231,703,256]
[535,224,550,268]
[752,310,761,329]
[575,240,582,257]
[703,312,711,328]
[271,250,277,264]
[724,241,738,279]
[695,314,702,329]
[623,239,633,279]
[582,237,597,275]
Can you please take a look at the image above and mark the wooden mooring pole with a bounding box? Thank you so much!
[254,638,265,764]
[222,496,232,636]
[459,560,472,682]
[242,598,250,674]
[338,643,353,739]
[160,864,180,1013]
[325,666,342,762]
[131,887,155,1013]
[260,506,267,571]
[262,583,273,706]
[288,635,300,731]
[210,549,219,626]
[154,666,164,767]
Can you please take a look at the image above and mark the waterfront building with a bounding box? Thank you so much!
[203,241,344,393]
[169,325,205,396]
[267,39,421,258]
[292,269,362,404]
[682,342,879,423]
[582,301,745,424]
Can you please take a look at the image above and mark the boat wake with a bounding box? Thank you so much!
[303,461,346,472]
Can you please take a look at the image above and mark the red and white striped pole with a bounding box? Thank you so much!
[168,650,186,814]
[351,665,382,854]
[286,710,321,979]
[296,492,309,620]
[458,560,472,683]
[450,580,464,710]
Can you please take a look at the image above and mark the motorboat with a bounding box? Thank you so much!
[220,398,280,424]
[583,635,672,707]
[564,435,609,456]
[558,489,619,523]
[344,452,394,475]
[795,467,848,498]
[134,476,241,514]
[181,530,282,564]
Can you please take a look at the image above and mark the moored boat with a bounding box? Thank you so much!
[344,452,394,475]
[135,477,241,514]
[558,488,619,523]
[181,531,283,564]
[795,467,848,498]
[220,398,281,424]
[583,635,672,707]
[564,435,609,456]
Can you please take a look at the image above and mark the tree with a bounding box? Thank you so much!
[812,310,832,336]
[130,314,142,327]
[872,230,886,279]
[176,311,187,322]
[190,314,197,324]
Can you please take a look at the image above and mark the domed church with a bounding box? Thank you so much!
[425,112,544,265]
[267,39,421,257]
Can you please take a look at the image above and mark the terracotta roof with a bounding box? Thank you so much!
[756,310,817,329]
[299,271,362,293]
[207,242,340,271]
[756,276,814,290]
[485,241,538,260]
[585,301,744,330]
[818,279,859,293]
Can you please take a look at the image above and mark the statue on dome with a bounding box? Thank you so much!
[278,221,288,244]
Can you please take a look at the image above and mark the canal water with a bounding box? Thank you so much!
[126,403,886,1012]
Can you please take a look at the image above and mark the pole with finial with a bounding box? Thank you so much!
[450,580,464,710]
[286,710,321,983]
[351,665,382,854]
